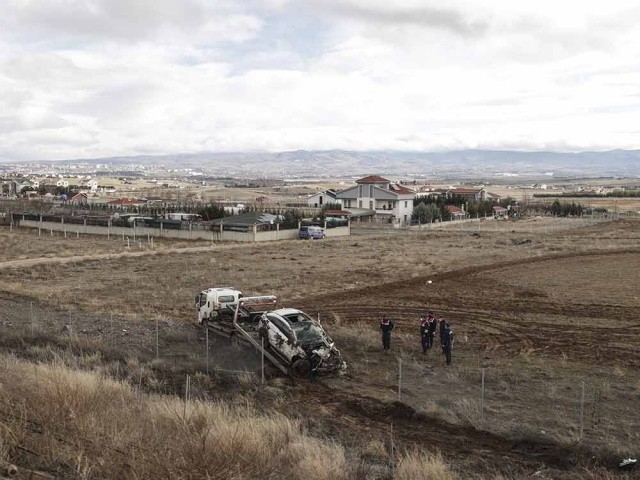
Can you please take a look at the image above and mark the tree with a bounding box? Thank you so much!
[196,204,226,220]
[412,202,441,223]
[279,209,303,229]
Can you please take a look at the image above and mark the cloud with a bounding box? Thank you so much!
[308,0,489,37]
[1,0,262,45]
[1,0,640,160]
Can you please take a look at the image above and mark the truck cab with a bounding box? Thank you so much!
[196,287,243,324]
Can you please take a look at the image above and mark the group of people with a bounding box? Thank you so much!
[379,312,453,365]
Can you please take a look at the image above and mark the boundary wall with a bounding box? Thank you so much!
[15,219,350,242]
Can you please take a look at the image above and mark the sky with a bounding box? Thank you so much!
[1,0,640,161]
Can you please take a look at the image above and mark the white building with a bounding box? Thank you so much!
[307,189,338,208]
[336,175,415,226]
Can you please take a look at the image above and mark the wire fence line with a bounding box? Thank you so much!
[3,301,639,457]
[0,304,260,386]
[388,351,640,455]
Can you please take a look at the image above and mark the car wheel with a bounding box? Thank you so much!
[291,358,311,378]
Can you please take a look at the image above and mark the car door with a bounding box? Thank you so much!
[266,314,298,361]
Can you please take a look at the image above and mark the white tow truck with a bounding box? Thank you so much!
[195,287,243,324]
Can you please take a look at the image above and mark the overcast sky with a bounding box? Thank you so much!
[1,0,639,160]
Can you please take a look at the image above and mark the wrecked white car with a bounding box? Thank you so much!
[258,308,346,377]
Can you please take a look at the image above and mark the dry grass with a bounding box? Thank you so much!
[395,450,456,480]
[0,226,215,262]
[0,354,357,479]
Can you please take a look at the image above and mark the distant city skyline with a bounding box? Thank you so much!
[1,0,640,161]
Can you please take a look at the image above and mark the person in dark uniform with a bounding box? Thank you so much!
[442,323,453,366]
[439,317,447,352]
[380,315,394,351]
[426,312,436,348]
[420,315,429,354]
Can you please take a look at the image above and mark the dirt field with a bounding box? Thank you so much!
[1,216,639,478]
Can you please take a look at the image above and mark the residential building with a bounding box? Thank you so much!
[307,189,338,208]
[70,193,89,204]
[492,206,508,218]
[1,180,17,197]
[448,187,486,202]
[336,175,415,226]
[211,212,282,232]
[420,187,486,202]
[445,205,468,220]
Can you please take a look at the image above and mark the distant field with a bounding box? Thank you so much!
[0,227,215,262]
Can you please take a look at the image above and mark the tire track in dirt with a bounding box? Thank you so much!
[299,248,640,366]
[302,247,640,308]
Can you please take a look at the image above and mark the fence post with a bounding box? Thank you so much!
[184,375,191,420]
[261,337,265,384]
[205,324,209,375]
[398,357,402,401]
[481,368,486,425]
[389,422,395,475]
[579,381,585,441]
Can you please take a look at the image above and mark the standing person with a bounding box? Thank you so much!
[420,314,429,354]
[442,323,454,366]
[439,317,447,352]
[427,312,437,348]
[380,315,394,352]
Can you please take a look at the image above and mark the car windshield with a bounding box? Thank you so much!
[282,311,313,323]
[290,321,325,344]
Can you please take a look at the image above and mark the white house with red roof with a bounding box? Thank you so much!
[445,205,468,220]
[336,175,415,226]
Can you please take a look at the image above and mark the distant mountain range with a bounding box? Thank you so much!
[8,149,640,179]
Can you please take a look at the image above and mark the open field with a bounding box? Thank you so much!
[0,217,639,478]
[0,228,217,262]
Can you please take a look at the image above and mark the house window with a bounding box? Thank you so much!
[359,200,362,208]
[319,196,323,205]
[369,185,373,197]
[404,201,408,208]
[369,201,373,210]
[404,215,407,223]
[358,185,363,197]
